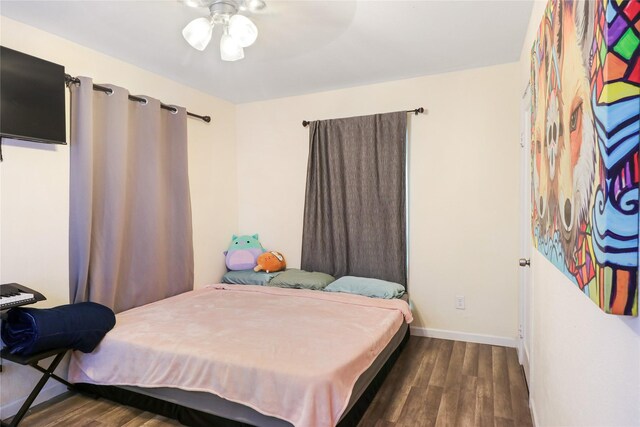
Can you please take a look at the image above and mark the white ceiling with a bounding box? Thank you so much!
[0,0,533,104]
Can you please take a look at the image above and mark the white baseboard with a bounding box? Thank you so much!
[410,326,518,348]
[518,345,531,386]
[0,382,68,419]
[530,394,539,427]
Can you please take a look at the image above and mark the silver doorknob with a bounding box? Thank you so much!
[519,258,530,267]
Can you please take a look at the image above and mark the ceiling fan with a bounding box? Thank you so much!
[180,0,266,61]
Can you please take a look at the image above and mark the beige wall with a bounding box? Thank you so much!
[520,2,640,425]
[0,16,238,414]
[236,62,521,340]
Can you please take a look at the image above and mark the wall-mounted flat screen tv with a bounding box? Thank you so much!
[0,46,66,145]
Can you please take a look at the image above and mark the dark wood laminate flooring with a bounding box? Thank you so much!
[358,337,533,427]
[6,337,532,427]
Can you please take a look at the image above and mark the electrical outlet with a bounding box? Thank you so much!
[455,295,465,310]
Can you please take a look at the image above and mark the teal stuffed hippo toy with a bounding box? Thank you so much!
[224,234,266,270]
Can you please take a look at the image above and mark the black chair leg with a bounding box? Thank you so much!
[5,351,66,427]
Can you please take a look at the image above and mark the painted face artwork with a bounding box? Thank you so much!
[530,0,639,315]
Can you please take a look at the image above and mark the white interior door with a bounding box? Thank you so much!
[518,84,532,386]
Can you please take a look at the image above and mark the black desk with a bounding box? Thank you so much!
[0,348,73,427]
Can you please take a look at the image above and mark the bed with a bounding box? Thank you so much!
[68,284,412,426]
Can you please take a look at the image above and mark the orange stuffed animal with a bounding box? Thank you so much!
[254,251,286,273]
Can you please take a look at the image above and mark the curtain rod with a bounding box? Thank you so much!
[64,74,211,123]
[301,108,424,127]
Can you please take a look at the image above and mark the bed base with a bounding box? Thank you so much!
[75,327,409,427]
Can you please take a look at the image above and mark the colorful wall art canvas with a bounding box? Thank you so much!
[530,0,639,315]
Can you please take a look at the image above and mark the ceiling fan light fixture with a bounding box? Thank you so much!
[179,0,263,60]
[228,14,258,47]
[182,17,214,51]
[220,30,244,61]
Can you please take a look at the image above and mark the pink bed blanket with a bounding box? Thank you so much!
[68,285,412,427]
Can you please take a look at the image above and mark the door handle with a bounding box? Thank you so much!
[519,258,530,267]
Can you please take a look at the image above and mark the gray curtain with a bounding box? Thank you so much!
[69,77,194,313]
[301,112,407,286]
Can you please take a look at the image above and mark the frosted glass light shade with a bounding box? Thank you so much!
[220,33,244,61]
[182,17,213,51]
[228,14,258,47]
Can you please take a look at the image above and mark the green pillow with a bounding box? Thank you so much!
[324,276,405,299]
[267,269,335,290]
[222,270,281,286]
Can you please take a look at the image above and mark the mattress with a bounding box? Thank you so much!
[118,321,408,427]
[69,285,412,426]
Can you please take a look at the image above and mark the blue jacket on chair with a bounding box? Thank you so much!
[1,302,116,356]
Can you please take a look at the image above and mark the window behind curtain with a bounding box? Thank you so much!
[301,111,407,286]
